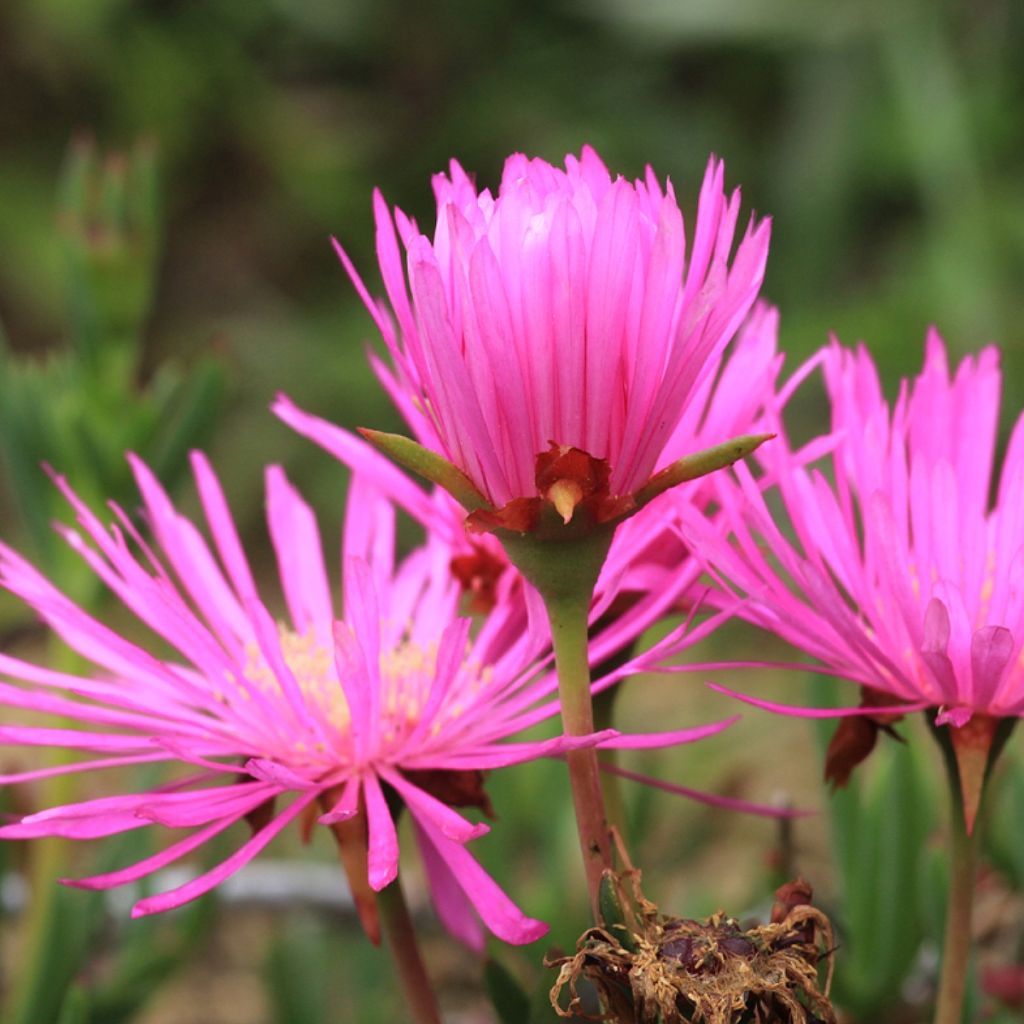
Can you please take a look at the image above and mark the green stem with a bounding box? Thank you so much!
[933,796,977,1024]
[377,877,443,1024]
[546,593,613,919]
[592,684,627,845]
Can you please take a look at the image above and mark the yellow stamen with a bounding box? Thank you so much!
[548,478,584,524]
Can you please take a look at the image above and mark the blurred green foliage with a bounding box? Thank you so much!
[3,0,1023,527]
[1,0,1023,1021]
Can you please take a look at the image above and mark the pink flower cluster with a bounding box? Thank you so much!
[1,144,1022,953]
[0,455,731,946]
[681,330,1024,727]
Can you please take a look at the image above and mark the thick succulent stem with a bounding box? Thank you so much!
[545,590,614,919]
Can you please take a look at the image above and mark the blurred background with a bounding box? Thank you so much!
[1,0,1023,1021]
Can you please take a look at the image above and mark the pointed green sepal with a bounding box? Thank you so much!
[633,432,775,510]
[358,428,491,512]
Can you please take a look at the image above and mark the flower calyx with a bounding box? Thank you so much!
[467,444,634,539]
[360,427,773,545]
[320,786,381,945]
[945,713,1016,834]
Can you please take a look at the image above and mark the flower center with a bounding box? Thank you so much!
[243,626,351,734]
[241,625,482,752]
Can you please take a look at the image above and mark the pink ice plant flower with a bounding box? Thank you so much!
[331,145,770,512]
[0,456,735,948]
[274,300,783,629]
[681,331,1024,739]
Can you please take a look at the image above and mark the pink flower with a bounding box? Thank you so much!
[680,331,1023,818]
[333,146,770,520]
[274,300,783,623]
[0,456,732,947]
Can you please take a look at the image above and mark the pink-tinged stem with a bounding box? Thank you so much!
[930,714,1015,1024]
[545,592,613,919]
[377,877,443,1024]
[933,798,978,1024]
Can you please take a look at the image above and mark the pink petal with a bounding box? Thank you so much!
[363,773,399,891]
[595,717,738,749]
[603,764,813,818]
[706,683,928,718]
[64,814,240,891]
[318,775,361,825]
[130,791,318,917]
[413,815,547,945]
[379,768,488,844]
[415,819,486,951]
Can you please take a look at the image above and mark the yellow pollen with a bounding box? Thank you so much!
[243,626,351,733]
[241,626,493,748]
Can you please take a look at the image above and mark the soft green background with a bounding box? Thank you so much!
[3,0,1024,520]
[1,1,1023,1021]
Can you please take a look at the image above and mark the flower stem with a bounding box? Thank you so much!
[592,683,627,843]
[545,592,613,919]
[377,877,443,1024]
[928,714,1015,1024]
[933,797,977,1024]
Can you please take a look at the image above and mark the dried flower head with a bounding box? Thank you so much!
[549,873,835,1023]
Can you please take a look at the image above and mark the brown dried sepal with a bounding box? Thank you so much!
[548,875,836,1023]
[237,766,277,834]
[465,496,540,535]
[466,443,634,536]
[772,878,814,924]
[536,443,635,525]
[450,543,507,613]
[403,767,495,818]
[824,687,906,788]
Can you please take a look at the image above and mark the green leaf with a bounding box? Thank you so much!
[265,918,332,1024]
[598,873,636,952]
[6,874,106,1024]
[985,750,1024,889]
[146,356,228,489]
[484,957,531,1024]
[811,685,936,1018]
[88,894,216,1024]
[55,986,91,1024]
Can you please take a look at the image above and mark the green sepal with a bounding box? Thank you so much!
[359,428,491,512]
[56,986,91,1024]
[633,432,774,510]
